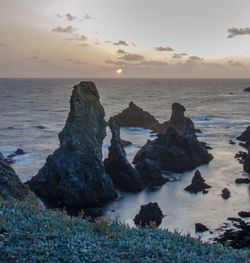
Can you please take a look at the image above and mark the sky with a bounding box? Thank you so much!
[0,0,250,78]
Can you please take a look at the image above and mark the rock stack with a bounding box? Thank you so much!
[27,82,117,208]
[104,118,144,192]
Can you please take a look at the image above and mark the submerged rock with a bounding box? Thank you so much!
[184,170,211,193]
[134,116,213,173]
[0,151,40,205]
[104,118,144,192]
[134,202,164,227]
[135,159,168,188]
[243,87,250,92]
[221,188,231,199]
[27,82,117,208]
[235,178,250,184]
[195,223,209,232]
[111,101,159,129]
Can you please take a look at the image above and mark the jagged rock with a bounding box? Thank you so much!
[238,211,250,218]
[0,151,40,205]
[243,147,250,173]
[184,170,211,193]
[27,82,117,208]
[111,101,159,129]
[243,87,250,92]
[121,139,132,147]
[152,103,186,134]
[235,178,250,184]
[221,188,231,199]
[104,118,144,192]
[234,151,248,164]
[195,223,209,232]
[237,126,250,149]
[214,219,250,249]
[135,159,168,188]
[133,116,213,173]
[134,202,164,227]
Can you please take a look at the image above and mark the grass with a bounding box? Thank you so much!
[0,200,249,263]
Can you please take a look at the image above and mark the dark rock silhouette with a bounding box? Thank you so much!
[237,126,250,149]
[133,114,213,173]
[135,159,168,188]
[229,140,235,145]
[27,82,117,208]
[243,87,250,92]
[184,170,211,193]
[234,151,247,164]
[134,202,164,227]
[238,211,250,218]
[221,188,231,199]
[0,151,40,205]
[111,101,159,129]
[152,103,186,134]
[104,118,144,192]
[195,223,209,232]
[235,178,250,184]
[121,139,132,147]
[243,147,250,173]
[214,219,250,249]
[6,148,25,164]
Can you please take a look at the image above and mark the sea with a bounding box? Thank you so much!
[0,78,249,241]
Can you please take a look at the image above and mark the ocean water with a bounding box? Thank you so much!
[0,78,249,240]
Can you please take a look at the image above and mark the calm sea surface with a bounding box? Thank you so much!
[0,78,249,240]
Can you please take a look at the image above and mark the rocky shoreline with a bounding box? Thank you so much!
[1,81,249,251]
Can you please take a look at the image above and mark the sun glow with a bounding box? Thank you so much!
[116,68,123,74]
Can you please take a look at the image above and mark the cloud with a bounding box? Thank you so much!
[139,60,169,67]
[189,56,202,61]
[67,34,87,41]
[79,43,90,47]
[155,46,174,52]
[65,58,85,64]
[172,54,183,59]
[30,56,50,63]
[227,27,250,38]
[0,42,7,48]
[117,49,126,54]
[119,53,145,61]
[228,60,243,67]
[105,60,127,66]
[66,13,77,21]
[180,53,188,56]
[114,40,129,46]
[52,26,75,33]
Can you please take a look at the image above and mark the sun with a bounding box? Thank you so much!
[116,68,123,74]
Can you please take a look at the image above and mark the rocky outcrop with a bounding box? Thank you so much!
[237,126,250,149]
[195,223,209,232]
[0,151,40,205]
[238,211,250,218]
[104,118,144,192]
[135,159,168,188]
[243,87,250,92]
[133,116,213,173]
[243,147,250,173]
[152,103,186,134]
[184,170,211,193]
[27,82,117,208]
[134,202,164,227]
[110,101,159,129]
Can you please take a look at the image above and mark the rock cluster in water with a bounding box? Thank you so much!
[184,170,211,193]
[133,104,213,172]
[134,202,164,227]
[104,118,144,192]
[237,126,250,149]
[110,101,159,129]
[27,82,117,208]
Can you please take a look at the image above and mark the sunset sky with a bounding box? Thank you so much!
[1,0,250,78]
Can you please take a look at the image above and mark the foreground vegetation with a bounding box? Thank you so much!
[0,200,249,263]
